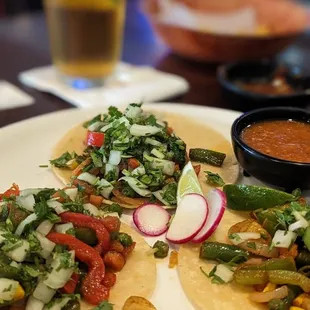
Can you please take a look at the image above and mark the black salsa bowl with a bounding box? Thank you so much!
[231,107,310,190]
[217,60,310,111]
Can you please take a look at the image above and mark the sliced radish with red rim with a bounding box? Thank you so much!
[191,189,226,243]
[133,204,171,236]
[166,194,209,244]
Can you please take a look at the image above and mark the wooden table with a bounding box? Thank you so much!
[0,0,310,127]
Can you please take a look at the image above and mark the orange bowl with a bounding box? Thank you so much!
[143,0,307,62]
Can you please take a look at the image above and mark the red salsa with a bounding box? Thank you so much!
[241,120,310,163]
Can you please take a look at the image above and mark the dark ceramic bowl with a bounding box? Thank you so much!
[231,107,310,190]
[217,60,310,111]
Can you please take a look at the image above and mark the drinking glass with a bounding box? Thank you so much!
[44,0,126,88]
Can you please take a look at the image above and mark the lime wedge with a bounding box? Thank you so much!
[177,161,203,204]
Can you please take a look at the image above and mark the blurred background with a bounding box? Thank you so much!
[1,0,310,127]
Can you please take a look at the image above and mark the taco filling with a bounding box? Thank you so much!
[51,104,223,209]
[0,183,156,309]
[178,184,310,310]
[50,104,189,208]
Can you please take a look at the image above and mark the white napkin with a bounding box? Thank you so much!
[0,81,34,110]
[18,63,189,108]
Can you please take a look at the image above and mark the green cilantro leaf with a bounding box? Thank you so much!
[205,171,225,187]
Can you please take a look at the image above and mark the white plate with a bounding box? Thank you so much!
[0,103,308,310]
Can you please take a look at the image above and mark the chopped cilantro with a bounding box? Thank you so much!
[22,265,41,278]
[34,189,56,203]
[50,152,76,168]
[108,106,122,118]
[205,171,225,187]
[228,233,242,242]
[200,266,225,285]
[83,114,101,128]
[145,115,157,126]
[90,152,103,168]
[2,284,12,293]
[56,251,76,271]
[28,233,42,254]
[102,203,123,217]
[62,202,84,214]
[162,183,177,205]
[92,301,114,310]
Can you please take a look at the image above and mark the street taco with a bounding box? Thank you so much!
[0,184,156,310]
[178,184,310,310]
[50,104,239,209]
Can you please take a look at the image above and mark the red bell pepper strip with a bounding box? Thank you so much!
[47,232,109,305]
[0,183,19,200]
[60,212,110,254]
[61,272,80,294]
[86,131,105,148]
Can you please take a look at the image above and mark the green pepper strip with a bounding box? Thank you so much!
[268,270,310,293]
[240,258,296,272]
[234,269,269,286]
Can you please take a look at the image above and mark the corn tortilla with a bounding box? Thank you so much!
[80,223,156,310]
[51,111,240,207]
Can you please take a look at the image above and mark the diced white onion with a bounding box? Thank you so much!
[156,120,166,127]
[131,165,146,177]
[151,148,165,159]
[272,230,297,248]
[105,164,119,179]
[98,179,113,199]
[7,240,30,262]
[47,200,67,214]
[125,106,142,119]
[55,223,74,234]
[130,124,162,137]
[33,281,55,304]
[150,158,175,176]
[102,212,120,219]
[289,219,309,232]
[10,261,20,269]
[77,172,98,185]
[120,177,152,197]
[214,264,234,283]
[35,232,56,259]
[152,190,170,206]
[229,232,261,245]
[26,295,45,310]
[20,188,42,197]
[15,213,38,236]
[145,137,162,146]
[43,251,75,289]
[0,279,19,301]
[83,203,99,216]
[100,116,130,132]
[64,188,78,202]
[16,194,35,212]
[88,121,104,132]
[108,150,122,166]
[36,220,54,236]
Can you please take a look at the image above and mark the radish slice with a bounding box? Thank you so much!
[166,194,208,244]
[192,189,226,243]
[133,204,171,236]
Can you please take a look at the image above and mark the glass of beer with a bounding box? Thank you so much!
[44,0,126,88]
